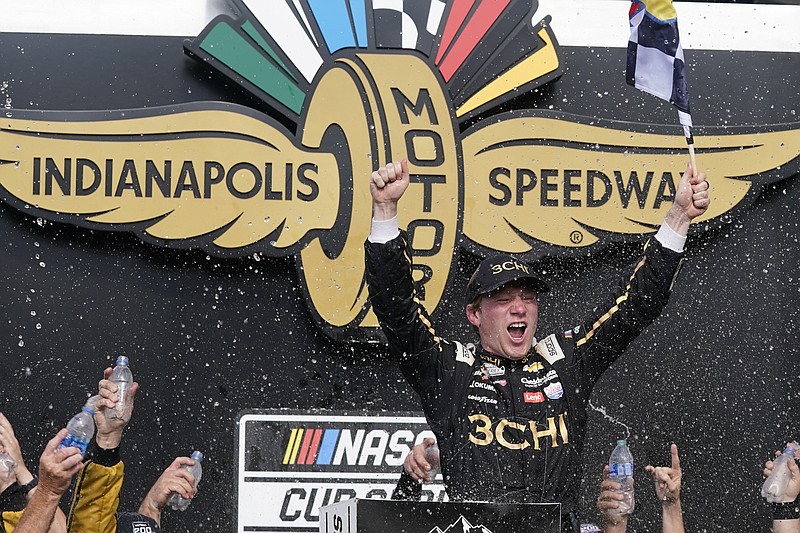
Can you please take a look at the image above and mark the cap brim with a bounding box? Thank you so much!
[478,275,549,298]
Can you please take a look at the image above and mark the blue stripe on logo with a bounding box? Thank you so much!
[315,429,340,465]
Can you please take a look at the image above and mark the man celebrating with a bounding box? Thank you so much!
[364,158,709,530]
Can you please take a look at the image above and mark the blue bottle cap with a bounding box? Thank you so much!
[116,355,129,365]
[191,451,204,462]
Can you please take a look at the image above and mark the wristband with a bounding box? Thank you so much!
[86,442,122,467]
[19,476,38,496]
[773,499,800,520]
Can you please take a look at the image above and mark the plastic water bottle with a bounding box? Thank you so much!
[423,442,441,482]
[107,356,133,420]
[762,446,797,502]
[60,400,96,456]
[167,451,204,511]
[609,439,635,514]
[0,450,17,481]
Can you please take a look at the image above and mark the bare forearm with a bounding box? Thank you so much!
[372,200,398,221]
[662,501,685,533]
[16,488,61,533]
[47,508,68,533]
[137,494,163,526]
[773,519,800,533]
[95,430,122,450]
[16,466,35,487]
[663,205,692,237]
[603,518,628,533]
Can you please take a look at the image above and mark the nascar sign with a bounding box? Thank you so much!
[237,411,444,533]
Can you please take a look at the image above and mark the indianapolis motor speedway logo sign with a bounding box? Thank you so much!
[0,0,798,342]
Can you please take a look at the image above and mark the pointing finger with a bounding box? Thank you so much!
[671,444,680,471]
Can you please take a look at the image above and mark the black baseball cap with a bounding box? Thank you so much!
[116,512,161,533]
[466,254,549,305]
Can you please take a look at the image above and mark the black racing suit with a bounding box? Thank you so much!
[365,231,683,522]
[1,482,27,533]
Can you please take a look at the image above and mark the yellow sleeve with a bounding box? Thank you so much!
[66,460,124,533]
[3,509,25,533]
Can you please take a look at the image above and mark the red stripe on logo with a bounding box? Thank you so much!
[298,428,316,464]
[307,429,323,464]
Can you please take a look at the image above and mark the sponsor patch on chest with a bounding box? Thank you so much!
[484,362,506,377]
[523,391,545,403]
[523,361,543,372]
[467,394,498,405]
[535,334,565,365]
[454,341,476,365]
[470,380,495,392]
[520,369,559,388]
[544,381,564,399]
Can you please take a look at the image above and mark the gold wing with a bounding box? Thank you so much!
[461,115,800,252]
[0,107,338,251]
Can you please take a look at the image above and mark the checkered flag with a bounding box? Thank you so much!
[626,0,694,151]
[371,0,446,57]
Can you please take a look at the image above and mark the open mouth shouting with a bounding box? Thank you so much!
[508,322,527,341]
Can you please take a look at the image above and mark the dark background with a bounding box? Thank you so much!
[0,29,798,533]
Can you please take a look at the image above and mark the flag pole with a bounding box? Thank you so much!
[687,141,697,173]
[680,114,697,173]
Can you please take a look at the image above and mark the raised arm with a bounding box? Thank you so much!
[663,164,709,237]
[67,367,139,533]
[94,367,139,450]
[364,158,446,400]
[572,164,709,387]
[370,159,410,222]
[15,430,83,533]
[138,456,198,525]
[0,413,68,533]
[0,412,36,493]
[597,465,629,533]
[765,443,800,533]
[646,444,684,533]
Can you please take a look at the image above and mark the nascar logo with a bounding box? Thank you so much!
[281,426,434,469]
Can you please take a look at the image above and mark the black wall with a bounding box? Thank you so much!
[1,32,798,532]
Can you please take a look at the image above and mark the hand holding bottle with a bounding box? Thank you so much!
[138,456,201,524]
[60,400,96,456]
[403,438,441,483]
[0,412,37,489]
[167,451,204,511]
[106,356,133,421]
[763,442,800,503]
[608,439,635,515]
[0,413,21,482]
[597,465,630,532]
[94,365,139,449]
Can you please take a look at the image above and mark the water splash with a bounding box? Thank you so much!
[589,400,631,439]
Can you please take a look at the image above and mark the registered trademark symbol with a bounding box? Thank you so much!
[570,231,583,244]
